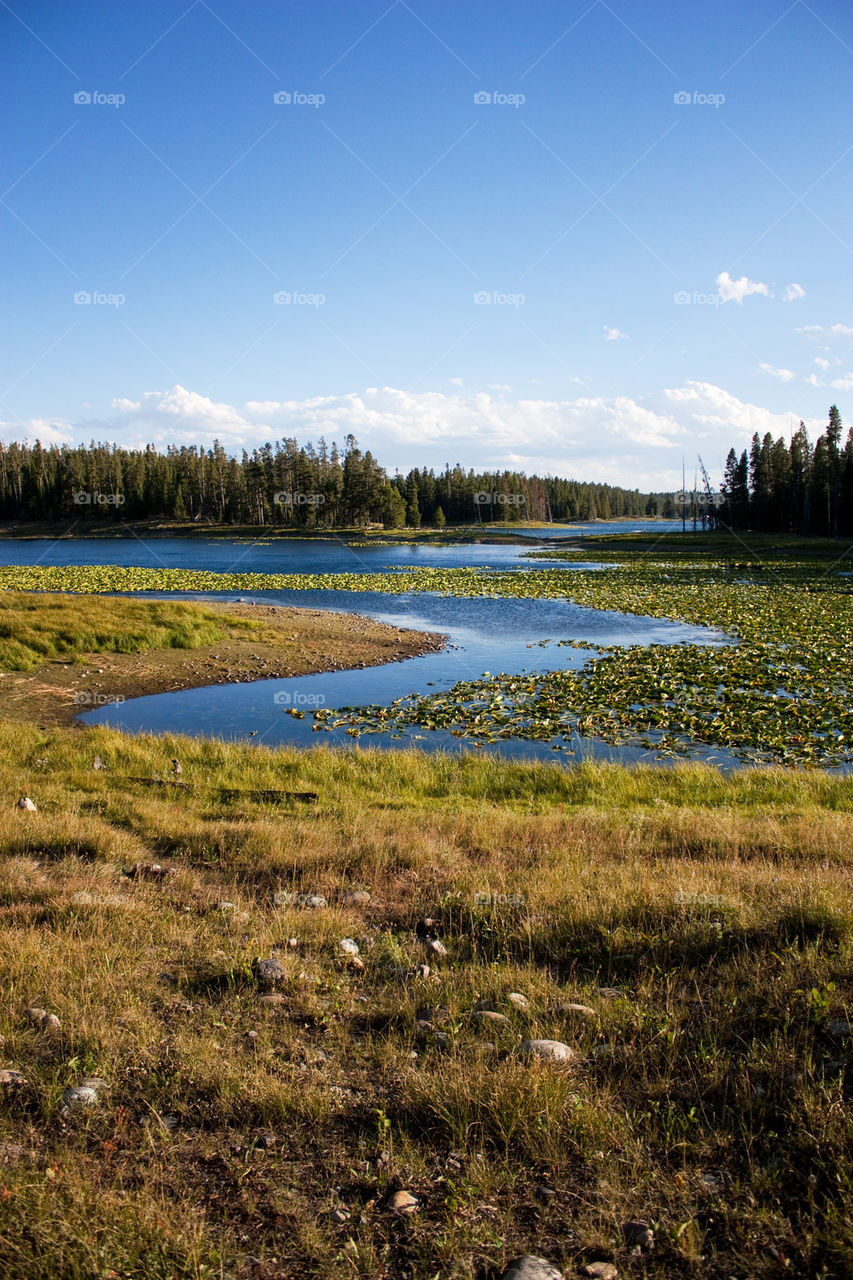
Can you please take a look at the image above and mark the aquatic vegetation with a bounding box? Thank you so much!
[2,555,851,765]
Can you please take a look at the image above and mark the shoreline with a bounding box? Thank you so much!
[0,599,446,729]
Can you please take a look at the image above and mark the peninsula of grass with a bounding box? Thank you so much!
[0,592,444,727]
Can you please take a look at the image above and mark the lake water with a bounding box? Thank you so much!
[0,529,736,766]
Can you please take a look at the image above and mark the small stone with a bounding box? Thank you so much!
[255,956,286,986]
[287,937,298,949]
[535,1184,556,1202]
[425,937,448,957]
[621,1221,654,1250]
[828,1019,853,1037]
[0,1069,27,1091]
[16,797,36,812]
[40,1013,61,1035]
[217,902,236,911]
[472,1010,512,1027]
[331,1208,351,1223]
[415,964,430,978]
[598,987,621,999]
[63,1085,100,1109]
[24,1006,48,1026]
[348,955,365,971]
[338,938,360,956]
[342,890,371,906]
[554,1002,597,1018]
[506,992,530,1010]
[583,1264,618,1279]
[302,894,327,910]
[388,1189,419,1215]
[499,1256,563,1280]
[520,1039,577,1064]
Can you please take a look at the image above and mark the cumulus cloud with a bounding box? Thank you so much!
[1,381,827,492]
[814,357,830,370]
[806,374,824,387]
[0,416,73,446]
[797,323,853,339]
[758,363,795,382]
[716,271,772,304]
[783,283,806,302]
[603,326,628,341]
[831,374,853,391]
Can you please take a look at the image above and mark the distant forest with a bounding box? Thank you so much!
[719,405,853,536]
[0,434,664,527]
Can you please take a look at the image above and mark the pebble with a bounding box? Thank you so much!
[425,937,448,957]
[342,890,371,906]
[583,1264,618,1279]
[598,988,621,999]
[254,956,286,986]
[388,1189,419,1215]
[472,1010,512,1027]
[62,1085,100,1109]
[338,938,360,955]
[16,797,37,812]
[828,1019,852,1037]
[0,1069,27,1091]
[499,1256,564,1280]
[302,894,327,910]
[25,1007,61,1034]
[621,1221,654,1251]
[554,1002,597,1018]
[506,992,530,1010]
[520,1039,577,1064]
[331,1208,351,1223]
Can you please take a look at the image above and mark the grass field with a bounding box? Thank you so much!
[0,549,851,1279]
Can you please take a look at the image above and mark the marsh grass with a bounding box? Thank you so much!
[0,721,851,1278]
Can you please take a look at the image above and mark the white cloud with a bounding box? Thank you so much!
[814,357,830,370]
[603,326,628,341]
[488,383,512,392]
[0,416,73,446]
[831,374,853,391]
[449,377,463,387]
[716,271,772,304]
[758,363,795,382]
[806,374,824,387]
[783,283,806,302]
[1,381,828,492]
[797,323,853,339]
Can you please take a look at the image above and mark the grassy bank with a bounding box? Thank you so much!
[0,724,851,1279]
[0,593,443,727]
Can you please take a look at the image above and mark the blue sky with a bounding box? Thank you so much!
[2,0,852,489]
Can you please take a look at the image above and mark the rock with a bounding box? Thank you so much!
[828,1019,853,1037]
[331,1207,351,1223]
[583,1264,618,1279]
[598,987,621,999]
[254,956,286,986]
[506,992,530,1010]
[258,993,286,1006]
[287,937,298,949]
[621,1221,654,1250]
[425,937,448,958]
[342,890,371,906]
[16,797,36,812]
[302,894,327,910]
[520,1039,577,1064]
[472,1010,512,1027]
[62,1085,100,1109]
[554,1002,597,1018]
[217,902,236,911]
[348,955,365,971]
[25,1007,60,1035]
[499,1256,563,1280]
[388,1189,419,1215]
[41,1013,61,1035]
[24,1006,47,1026]
[535,1184,556,1202]
[0,1069,27,1091]
[415,963,431,978]
[338,938,360,956]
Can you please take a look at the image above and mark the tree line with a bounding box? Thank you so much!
[719,406,853,536]
[0,434,661,527]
